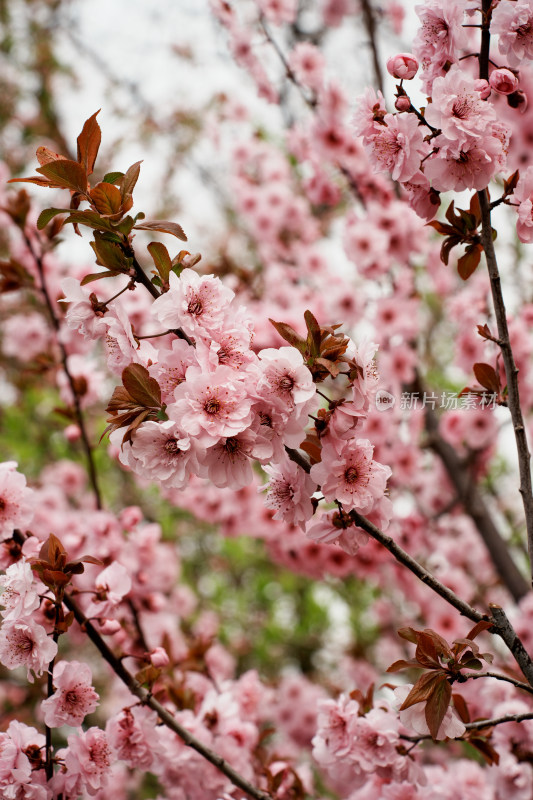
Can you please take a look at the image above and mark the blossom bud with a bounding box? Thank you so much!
[386,53,418,80]
[474,79,491,100]
[99,619,121,635]
[64,424,81,442]
[489,68,519,95]
[149,647,170,668]
[395,95,411,112]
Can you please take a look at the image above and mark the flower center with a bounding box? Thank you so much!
[204,398,221,415]
[164,438,180,454]
[279,376,294,391]
[224,437,239,454]
[187,298,203,316]
[344,467,358,484]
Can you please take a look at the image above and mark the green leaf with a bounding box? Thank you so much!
[80,270,123,285]
[36,208,69,230]
[122,364,162,408]
[103,171,124,184]
[63,210,116,232]
[147,241,172,283]
[90,231,131,272]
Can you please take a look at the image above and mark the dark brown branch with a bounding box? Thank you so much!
[360,0,384,94]
[401,710,533,742]
[469,671,533,696]
[63,594,272,800]
[477,189,533,587]
[489,604,533,686]
[24,233,103,510]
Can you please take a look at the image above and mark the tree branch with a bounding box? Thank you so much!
[62,594,272,800]
[24,232,103,510]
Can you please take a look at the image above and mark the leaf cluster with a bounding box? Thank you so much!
[388,622,494,740]
[104,364,164,446]
[270,309,350,382]
[428,196,485,280]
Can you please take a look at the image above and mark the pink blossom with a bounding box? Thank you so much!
[257,0,297,26]
[103,302,155,376]
[353,87,387,139]
[490,68,519,95]
[366,113,428,183]
[514,165,533,242]
[424,134,505,192]
[413,0,468,92]
[492,0,533,68]
[288,42,325,91]
[198,429,270,490]
[41,660,99,727]
[255,347,315,415]
[148,339,198,404]
[0,617,58,682]
[171,365,254,445]
[402,171,440,221]
[312,694,361,766]
[2,312,50,362]
[0,559,40,621]
[60,277,107,339]
[126,419,201,489]
[386,53,419,80]
[425,66,497,145]
[62,727,115,796]
[106,706,160,769]
[0,720,47,799]
[85,561,131,620]
[310,439,391,513]
[306,510,369,555]
[0,463,35,542]
[152,269,234,339]
[149,646,170,667]
[262,456,317,528]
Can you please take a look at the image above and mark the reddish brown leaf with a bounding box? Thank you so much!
[90,182,122,216]
[134,219,187,241]
[122,364,162,408]
[269,319,307,354]
[457,244,482,280]
[77,110,101,176]
[425,676,452,740]
[468,733,500,765]
[36,160,88,194]
[473,363,500,393]
[399,671,447,711]
[398,627,418,644]
[120,161,142,201]
[36,146,67,166]
[386,659,421,673]
[8,175,54,187]
[452,693,470,724]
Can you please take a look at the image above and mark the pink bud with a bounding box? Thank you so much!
[99,619,121,635]
[149,647,170,668]
[474,79,491,100]
[64,424,81,442]
[489,68,519,95]
[395,95,411,112]
[386,53,418,81]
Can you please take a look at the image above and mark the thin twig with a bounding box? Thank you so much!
[24,232,103,510]
[359,0,384,94]
[63,594,272,800]
[401,710,533,742]
[469,671,533,696]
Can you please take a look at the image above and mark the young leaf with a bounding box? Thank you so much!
[457,243,482,280]
[90,182,123,216]
[134,220,187,241]
[90,231,130,272]
[473,363,500,393]
[36,146,67,166]
[77,110,101,176]
[147,241,172,283]
[399,670,446,710]
[103,171,124,185]
[36,208,69,230]
[120,161,143,200]
[269,319,307,354]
